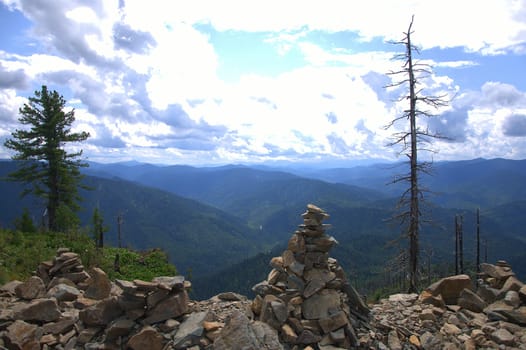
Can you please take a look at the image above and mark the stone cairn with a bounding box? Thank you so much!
[251,204,370,349]
[0,248,192,349]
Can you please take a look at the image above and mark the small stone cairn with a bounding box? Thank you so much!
[0,248,192,349]
[251,204,370,349]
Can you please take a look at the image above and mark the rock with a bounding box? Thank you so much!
[42,317,76,335]
[419,308,437,322]
[127,326,164,350]
[0,280,22,296]
[46,283,81,302]
[498,276,524,298]
[387,330,402,350]
[409,334,421,347]
[490,328,515,346]
[79,296,123,326]
[84,267,112,300]
[260,295,288,329]
[213,310,283,350]
[105,318,136,341]
[152,275,185,291]
[4,320,41,350]
[13,298,61,322]
[419,290,446,308]
[458,288,487,313]
[493,309,526,326]
[477,283,499,303]
[302,290,340,320]
[217,292,246,301]
[14,276,46,300]
[480,263,515,284]
[504,290,521,308]
[426,274,472,304]
[143,290,189,324]
[440,322,461,336]
[173,311,212,348]
[318,311,348,333]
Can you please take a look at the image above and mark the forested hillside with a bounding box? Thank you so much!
[2,158,526,299]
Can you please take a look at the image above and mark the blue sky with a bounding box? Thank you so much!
[0,0,525,165]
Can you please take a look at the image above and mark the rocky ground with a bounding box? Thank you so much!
[0,205,524,349]
[0,249,525,349]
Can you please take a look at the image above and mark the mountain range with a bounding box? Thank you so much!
[1,158,525,299]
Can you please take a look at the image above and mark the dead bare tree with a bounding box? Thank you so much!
[384,15,449,293]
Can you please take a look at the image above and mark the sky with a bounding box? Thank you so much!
[0,0,525,166]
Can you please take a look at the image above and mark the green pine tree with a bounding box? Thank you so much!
[3,85,90,232]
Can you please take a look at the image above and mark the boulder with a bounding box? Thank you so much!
[79,296,123,326]
[46,283,81,302]
[458,288,487,313]
[15,276,46,300]
[84,267,112,300]
[213,310,283,350]
[173,311,212,348]
[143,290,189,324]
[425,274,472,304]
[13,298,61,322]
[127,326,164,350]
[0,280,22,296]
[4,320,41,350]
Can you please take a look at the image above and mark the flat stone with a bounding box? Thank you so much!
[127,326,164,350]
[493,309,526,326]
[79,297,123,326]
[46,283,81,302]
[302,290,340,320]
[115,279,137,294]
[57,270,90,284]
[143,290,189,324]
[42,317,76,335]
[490,328,515,346]
[152,276,185,291]
[133,279,159,292]
[303,278,325,298]
[318,311,348,333]
[480,263,515,283]
[106,318,136,340]
[13,298,61,322]
[15,276,46,300]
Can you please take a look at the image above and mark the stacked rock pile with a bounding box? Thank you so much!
[0,248,195,349]
[251,204,370,349]
[36,248,90,288]
[369,261,526,349]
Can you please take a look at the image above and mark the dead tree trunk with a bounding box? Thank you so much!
[384,15,449,293]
